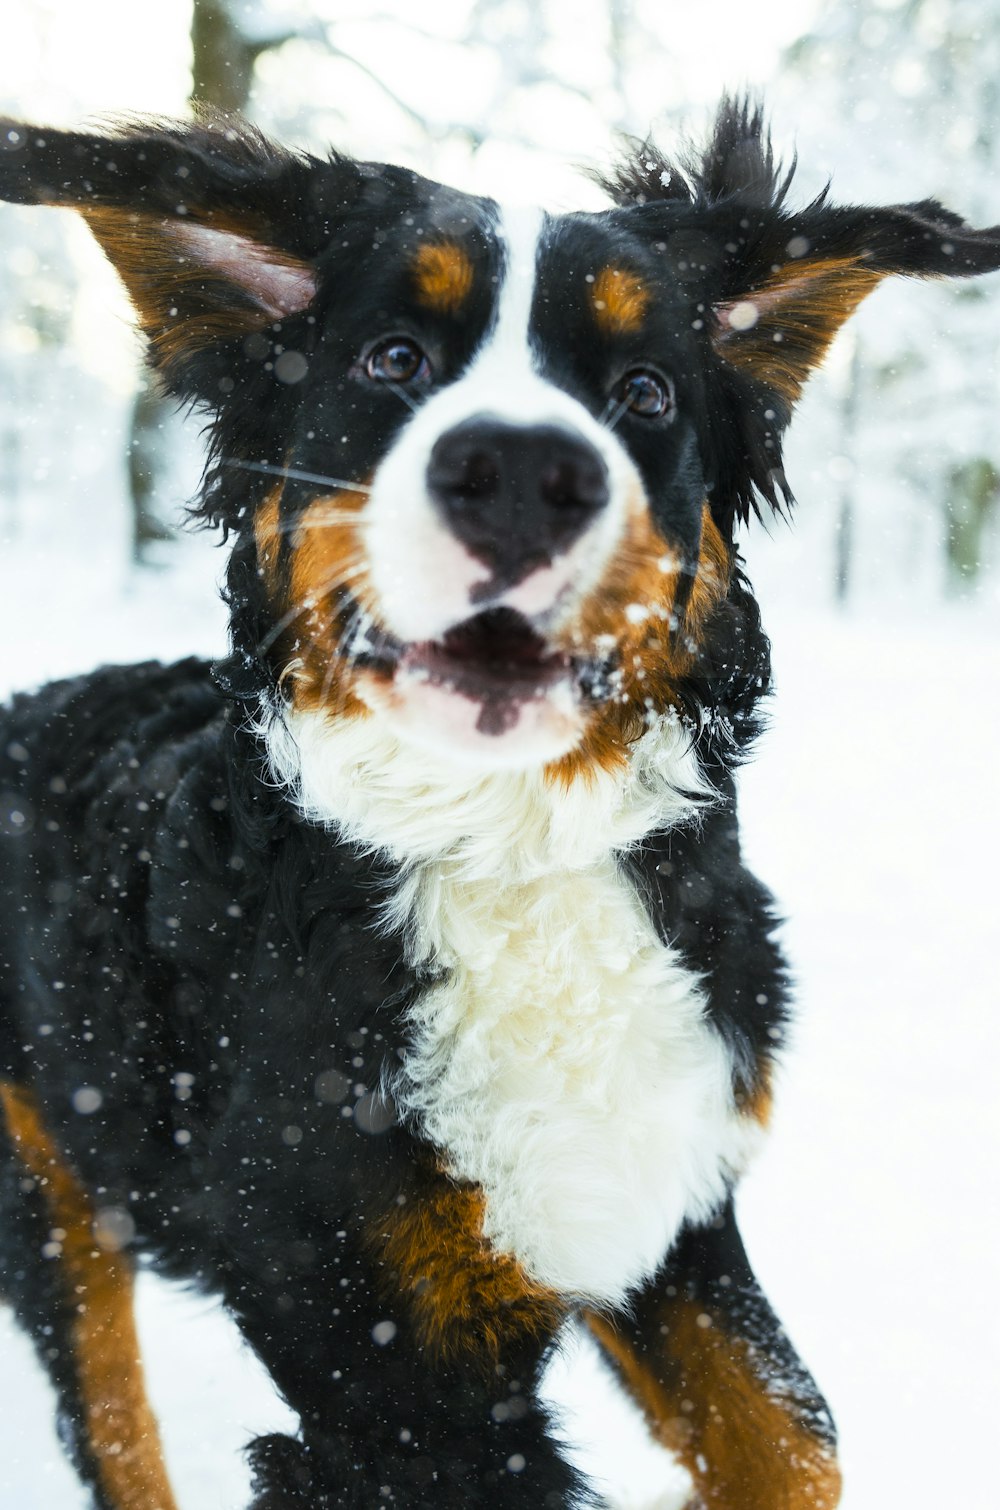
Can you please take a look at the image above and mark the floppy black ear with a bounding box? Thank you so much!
[0,115,362,395]
[604,97,1000,523]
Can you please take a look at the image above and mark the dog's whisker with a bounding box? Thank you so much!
[602,396,632,433]
[268,512,364,539]
[388,384,421,415]
[223,458,373,494]
[255,565,366,655]
[320,604,366,708]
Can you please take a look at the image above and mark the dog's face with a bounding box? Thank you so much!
[264,196,728,770]
[4,102,998,776]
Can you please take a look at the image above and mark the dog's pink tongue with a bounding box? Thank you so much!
[474,696,523,736]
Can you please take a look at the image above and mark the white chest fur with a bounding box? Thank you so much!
[263,706,762,1305]
[395,858,757,1305]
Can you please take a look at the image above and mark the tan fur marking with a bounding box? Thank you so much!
[370,1174,565,1367]
[591,267,649,335]
[586,1306,842,1510]
[0,1081,178,1510]
[714,256,884,403]
[284,488,373,718]
[736,1068,774,1129]
[412,241,475,315]
[549,501,730,782]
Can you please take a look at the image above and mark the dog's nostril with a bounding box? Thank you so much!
[540,458,609,513]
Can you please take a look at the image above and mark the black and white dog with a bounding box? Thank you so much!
[1,97,997,1509]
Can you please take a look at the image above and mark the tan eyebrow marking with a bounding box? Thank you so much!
[412,241,475,314]
[590,266,650,335]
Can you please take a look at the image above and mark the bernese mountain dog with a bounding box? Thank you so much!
[1,97,998,1510]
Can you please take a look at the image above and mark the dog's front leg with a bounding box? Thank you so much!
[585,1196,841,1510]
[213,1139,590,1508]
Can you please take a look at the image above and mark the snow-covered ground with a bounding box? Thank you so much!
[0,536,997,1508]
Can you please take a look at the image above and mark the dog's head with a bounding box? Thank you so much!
[4,101,999,777]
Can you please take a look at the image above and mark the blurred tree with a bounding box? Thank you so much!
[191,0,294,113]
[947,456,1000,586]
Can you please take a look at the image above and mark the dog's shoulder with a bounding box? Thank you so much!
[0,656,222,799]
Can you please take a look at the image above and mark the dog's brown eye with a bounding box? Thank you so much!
[621,369,674,419]
[366,338,430,385]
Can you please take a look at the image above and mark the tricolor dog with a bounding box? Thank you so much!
[1,97,998,1508]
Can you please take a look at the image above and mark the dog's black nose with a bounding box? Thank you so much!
[426,417,610,588]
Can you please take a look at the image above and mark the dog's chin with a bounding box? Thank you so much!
[351,606,589,769]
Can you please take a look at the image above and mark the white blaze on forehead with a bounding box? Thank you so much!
[361,201,641,666]
[480,204,545,381]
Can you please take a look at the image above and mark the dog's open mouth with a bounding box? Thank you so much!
[402,608,573,735]
[405,608,570,694]
[347,604,608,737]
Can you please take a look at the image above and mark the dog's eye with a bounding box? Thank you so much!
[366,338,431,385]
[621,369,674,419]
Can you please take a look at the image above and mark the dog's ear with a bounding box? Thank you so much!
[706,176,1000,523]
[711,198,1000,408]
[0,115,361,393]
[602,97,1000,523]
[607,96,1000,409]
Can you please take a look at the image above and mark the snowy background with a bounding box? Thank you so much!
[1,2,999,1506]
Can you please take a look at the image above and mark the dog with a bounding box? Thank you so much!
[1,95,998,1510]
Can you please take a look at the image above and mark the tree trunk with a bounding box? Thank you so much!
[190,0,261,117]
